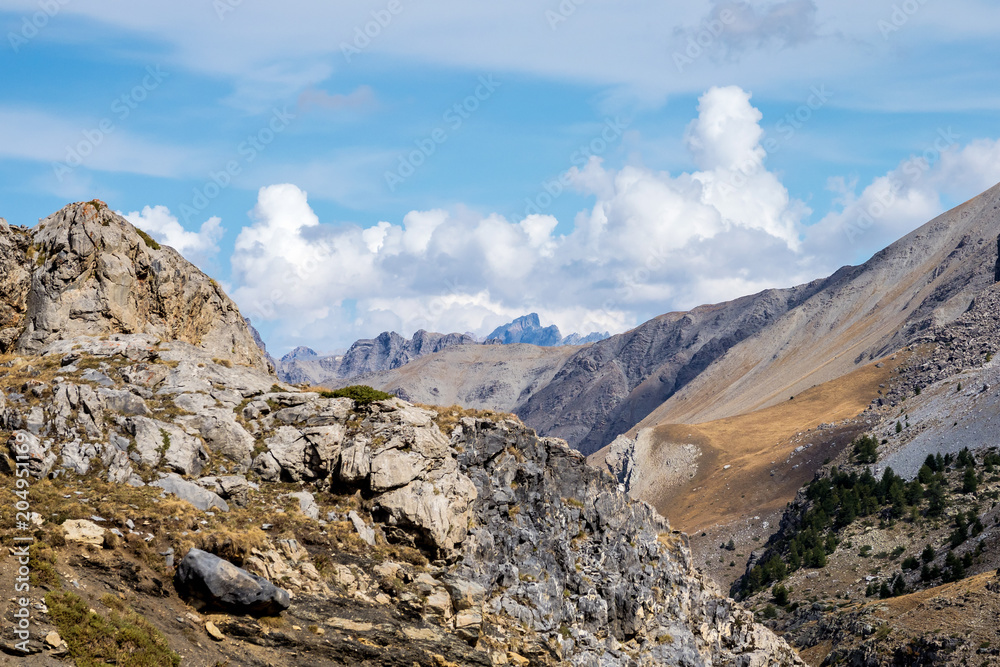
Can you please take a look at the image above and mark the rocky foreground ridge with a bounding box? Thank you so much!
[0,203,802,666]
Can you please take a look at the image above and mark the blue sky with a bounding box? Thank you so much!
[2,1,1000,354]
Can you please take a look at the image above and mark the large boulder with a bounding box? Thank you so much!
[175,548,290,615]
[62,519,106,546]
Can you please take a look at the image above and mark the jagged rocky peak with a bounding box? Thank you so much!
[488,312,562,346]
[281,345,319,362]
[487,312,609,347]
[1,200,270,372]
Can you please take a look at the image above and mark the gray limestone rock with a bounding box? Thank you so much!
[153,473,229,512]
[175,548,290,615]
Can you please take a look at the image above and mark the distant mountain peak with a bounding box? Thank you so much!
[281,346,319,363]
[486,313,609,347]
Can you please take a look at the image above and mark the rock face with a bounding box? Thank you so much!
[452,418,803,665]
[487,313,562,346]
[175,548,291,615]
[251,396,477,557]
[0,217,32,353]
[1,201,269,372]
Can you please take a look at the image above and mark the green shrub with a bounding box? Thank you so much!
[319,385,394,405]
[134,228,160,250]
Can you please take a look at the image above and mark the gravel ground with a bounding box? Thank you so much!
[877,357,1000,479]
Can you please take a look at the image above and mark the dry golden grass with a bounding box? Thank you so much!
[617,358,898,533]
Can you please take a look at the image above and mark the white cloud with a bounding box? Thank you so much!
[123,205,224,266]
[221,87,819,349]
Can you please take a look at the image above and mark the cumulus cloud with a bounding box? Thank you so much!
[123,205,224,266]
[224,87,818,349]
[142,85,1000,352]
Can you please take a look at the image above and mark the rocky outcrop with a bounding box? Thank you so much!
[0,339,802,664]
[487,313,563,346]
[251,396,477,558]
[2,201,269,372]
[452,418,803,665]
[0,217,32,353]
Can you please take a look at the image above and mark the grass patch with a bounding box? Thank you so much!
[46,590,180,667]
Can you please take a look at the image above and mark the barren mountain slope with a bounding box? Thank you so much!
[513,280,836,455]
[326,342,578,412]
[590,359,897,534]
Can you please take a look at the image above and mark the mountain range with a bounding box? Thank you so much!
[271,313,608,386]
